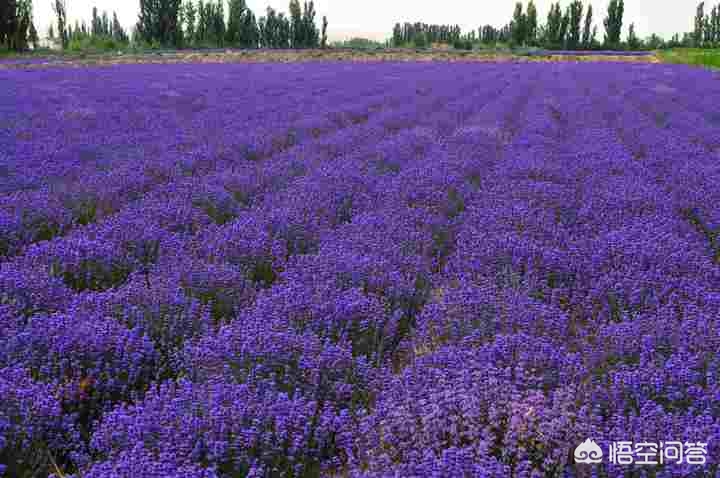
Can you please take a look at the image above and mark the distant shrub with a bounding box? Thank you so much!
[332,37,385,49]
[68,36,127,53]
[453,39,474,50]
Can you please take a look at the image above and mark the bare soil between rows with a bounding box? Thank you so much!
[0,48,661,69]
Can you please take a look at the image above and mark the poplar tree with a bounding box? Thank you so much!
[511,2,526,46]
[137,0,183,46]
[604,0,624,48]
[627,22,640,49]
[526,0,538,45]
[582,4,593,47]
[545,2,563,48]
[289,0,302,47]
[321,15,328,48]
[53,0,68,48]
[226,0,246,45]
[695,2,705,46]
[112,12,128,43]
[182,1,195,45]
[559,5,570,47]
[567,0,584,49]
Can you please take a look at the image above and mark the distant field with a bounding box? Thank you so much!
[2,61,720,476]
[0,47,663,68]
[658,48,720,69]
[8,47,720,69]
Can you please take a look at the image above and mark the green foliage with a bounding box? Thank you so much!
[137,0,183,46]
[526,0,538,45]
[567,0,584,49]
[59,6,128,52]
[582,4,593,47]
[183,0,196,45]
[259,6,290,48]
[645,33,665,49]
[627,23,641,49]
[545,2,564,48]
[658,48,720,68]
[480,25,500,44]
[511,2,526,46]
[559,5,570,46]
[0,0,35,51]
[52,0,68,49]
[332,37,384,49]
[391,22,462,47]
[604,0,625,47]
[226,0,246,45]
[696,2,706,46]
[287,0,319,48]
[28,19,37,48]
[321,15,328,48]
[68,35,126,53]
[289,0,302,46]
[452,38,474,50]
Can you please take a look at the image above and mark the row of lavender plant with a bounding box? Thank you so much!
[1,61,719,477]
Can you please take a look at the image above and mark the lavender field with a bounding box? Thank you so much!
[1,61,720,477]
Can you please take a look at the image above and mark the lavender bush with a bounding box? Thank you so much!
[1,61,719,477]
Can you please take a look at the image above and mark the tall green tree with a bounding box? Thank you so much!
[704,13,713,44]
[392,22,402,46]
[511,2,526,46]
[112,11,128,42]
[302,1,319,47]
[582,3,593,47]
[214,0,225,46]
[28,16,38,48]
[226,0,246,45]
[545,2,563,48]
[559,5,571,47]
[260,6,289,47]
[16,0,32,49]
[1,0,35,50]
[695,2,705,46]
[92,6,100,36]
[0,0,16,49]
[289,0,302,47]
[627,22,640,49]
[53,0,68,48]
[183,0,196,45]
[199,0,221,45]
[247,10,259,46]
[137,0,183,46]
[526,0,538,46]
[197,0,206,43]
[101,10,110,36]
[567,0,584,49]
[321,15,327,48]
[603,0,624,48]
[279,12,291,46]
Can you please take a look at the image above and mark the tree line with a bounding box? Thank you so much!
[392,0,714,50]
[44,0,327,51]
[48,5,128,49]
[694,2,720,47]
[134,0,327,48]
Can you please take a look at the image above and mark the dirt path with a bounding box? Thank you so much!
[0,48,661,69]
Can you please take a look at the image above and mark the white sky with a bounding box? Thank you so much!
[33,0,698,42]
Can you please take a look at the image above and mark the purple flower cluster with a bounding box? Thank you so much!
[2,61,720,477]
